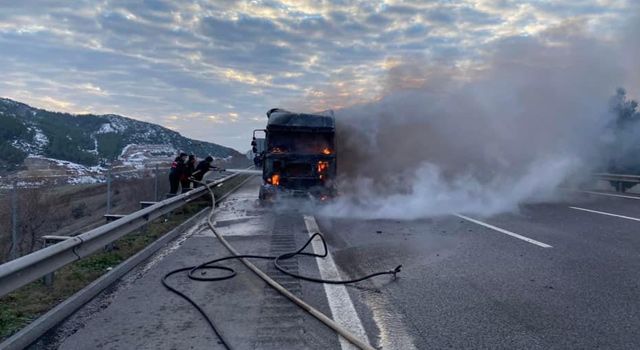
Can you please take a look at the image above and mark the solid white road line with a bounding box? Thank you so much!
[570,206,640,222]
[303,215,369,350]
[455,214,553,248]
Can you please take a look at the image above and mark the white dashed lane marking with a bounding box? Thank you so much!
[570,206,640,222]
[455,214,553,248]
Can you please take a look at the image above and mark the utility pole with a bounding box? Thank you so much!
[10,179,18,260]
[106,165,112,214]
[154,164,159,202]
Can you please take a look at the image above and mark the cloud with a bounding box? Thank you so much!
[38,96,75,110]
[0,0,636,152]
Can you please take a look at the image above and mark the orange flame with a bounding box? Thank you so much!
[322,147,332,155]
[271,173,280,186]
[317,161,329,173]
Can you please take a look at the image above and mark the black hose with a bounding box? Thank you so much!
[161,178,401,350]
[274,232,402,284]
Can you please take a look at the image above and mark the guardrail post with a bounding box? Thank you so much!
[163,193,176,220]
[10,180,19,260]
[42,238,54,286]
[40,236,72,286]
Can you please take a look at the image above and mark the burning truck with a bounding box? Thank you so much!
[251,108,336,201]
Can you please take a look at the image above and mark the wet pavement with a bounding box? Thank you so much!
[35,178,340,350]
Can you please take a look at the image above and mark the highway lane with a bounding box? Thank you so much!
[317,191,640,349]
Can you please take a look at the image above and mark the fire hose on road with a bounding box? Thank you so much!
[161,177,402,350]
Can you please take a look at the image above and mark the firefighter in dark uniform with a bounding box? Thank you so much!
[191,156,222,187]
[181,154,197,193]
[169,152,187,195]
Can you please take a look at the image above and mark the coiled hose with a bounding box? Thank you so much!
[162,177,402,349]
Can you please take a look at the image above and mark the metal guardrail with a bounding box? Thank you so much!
[594,173,640,182]
[0,171,243,297]
[594,173,640,192]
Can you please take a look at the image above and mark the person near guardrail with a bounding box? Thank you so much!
[169,152,188,194]
[181,154,197,193]
[192,156,224,187]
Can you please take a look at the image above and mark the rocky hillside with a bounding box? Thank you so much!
[0,98,241,171]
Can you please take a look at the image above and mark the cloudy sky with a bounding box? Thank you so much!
[0,0,636,151]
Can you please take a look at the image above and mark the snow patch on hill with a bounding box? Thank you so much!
[97,123,118,134]
[33,128,49,149]
[119,144,176,168]
[105,116,128,132]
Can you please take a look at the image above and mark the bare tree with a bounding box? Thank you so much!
[17,186,51,254]
[0,193,11,262]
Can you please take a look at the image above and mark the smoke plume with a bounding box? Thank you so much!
[321,16,640,219]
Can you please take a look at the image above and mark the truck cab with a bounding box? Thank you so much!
[252,108,336,201]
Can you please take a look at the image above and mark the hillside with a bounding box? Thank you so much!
[0,98,241,171]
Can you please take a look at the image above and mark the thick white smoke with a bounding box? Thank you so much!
[321,16,640,219]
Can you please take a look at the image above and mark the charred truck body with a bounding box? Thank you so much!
[252,108,336,201]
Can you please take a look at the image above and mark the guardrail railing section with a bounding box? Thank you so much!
[0,171,244,297]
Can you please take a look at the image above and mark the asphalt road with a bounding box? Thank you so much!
[33,180,640,349]
[316,191,640,349]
